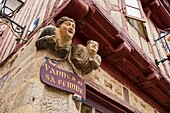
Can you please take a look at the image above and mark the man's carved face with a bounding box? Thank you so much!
[87,40,99,55]
[59,20,75,40]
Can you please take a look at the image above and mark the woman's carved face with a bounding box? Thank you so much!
[59,20,75,40]
[87,40,99,55]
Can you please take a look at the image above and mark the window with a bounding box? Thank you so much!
[81,98,115,113]
[84,85,135,113]
[126,18,148,41]
[123,0,148,41]
[124,0,143,20]
[27,17,40,35]
[81,104,102,113]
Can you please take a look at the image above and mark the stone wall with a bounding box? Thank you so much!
[0,31,80,113]
[83,68,157,113]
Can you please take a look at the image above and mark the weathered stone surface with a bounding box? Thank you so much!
[11,105,40,113]
[11,78,44,112]
[0,33,79,113]
[41,86,70,113]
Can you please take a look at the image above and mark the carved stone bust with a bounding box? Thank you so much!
[71,40,101,75]
[35,16,75,59]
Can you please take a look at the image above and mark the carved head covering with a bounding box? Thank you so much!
[56,16,75,28]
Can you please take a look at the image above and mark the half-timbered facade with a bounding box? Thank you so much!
[0,0,170,113]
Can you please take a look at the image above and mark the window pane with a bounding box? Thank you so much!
[81,104,92,113]
[28,18,40,35]
[125,0,139,8]
[96,110,103,113]
[126,6,141,18]
[127,18,148,41]
[138,22,146,37]
[96,0,106,10]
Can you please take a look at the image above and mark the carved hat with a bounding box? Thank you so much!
[56,16,75,28]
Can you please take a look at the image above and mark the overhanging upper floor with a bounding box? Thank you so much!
[141,0,170,30]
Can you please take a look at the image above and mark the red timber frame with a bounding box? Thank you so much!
[141,0,170,29]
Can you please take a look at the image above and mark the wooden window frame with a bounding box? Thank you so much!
[122,0,145,22]
[122,0,149,41]
[82,98,115,113]
[83,83,141,113]
[126,17,149,41]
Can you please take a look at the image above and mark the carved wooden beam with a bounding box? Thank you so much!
[141,0,170,29]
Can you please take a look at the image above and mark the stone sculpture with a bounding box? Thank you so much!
[35,16,75,59]
[71,40,101,75]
